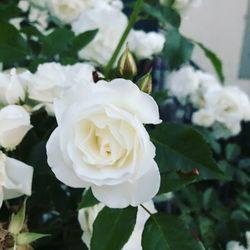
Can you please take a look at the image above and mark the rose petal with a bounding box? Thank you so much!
[46,128,90,188]
[3,157,33,200]
[92,160,160,208]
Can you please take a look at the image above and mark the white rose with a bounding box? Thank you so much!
[78,200,156,249]
[28,62,96,104]
[0,105,32,150]
[72,5,128,65]
[192,109,215,127]
[167,65,199,102]
[128,30,165,60]
[204,86,250,132]
[46,79,161,208]
[48,0,85,23]
[0,68,29,105]
[0,151,33,207]
[190,71,221,108]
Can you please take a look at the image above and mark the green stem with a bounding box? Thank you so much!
[104,0,144,78]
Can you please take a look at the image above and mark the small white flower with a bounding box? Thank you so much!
[203,86,250,136]
[28,62,96,104]
[46,78,161,208]
[47,0,124,23]
[72,5,128,65]
[0,151,33,207]
[192,109,215,128]
[48,0,86,23]
[167,65,200,102]
[78,200,156,249]
[0,105,32,150]
[190,71,221,108]
[128,30,165,60]
[0,68,30,105]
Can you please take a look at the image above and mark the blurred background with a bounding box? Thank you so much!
[181,0,250,93]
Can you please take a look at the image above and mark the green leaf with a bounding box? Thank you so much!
[70,29,98,53]
[0,21,30,64]
[150,123,226,180]
[41,28,75,58]
[17,232,50,245]
[78,188,99,209]
[0,3,22,21]
[159,171,198,194]
[225,143,241,162]
[142,214,203,250]
[142,3,181,28]
[8,198,27,235]
[196,42,224,83]
[163,29,194,70]
[91,206,137,250]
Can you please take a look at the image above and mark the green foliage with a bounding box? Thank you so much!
[0,2,22,21]
[41,28,75,58]
[91,206,137,250]
[16,232,50,245]
[150,123,225,179]
[163,29,194,70]
[78,189,99,209]
[0,21,30,65]
[159,171,199,194]
[70,29,98,54]
[142,3,181,28]
[142,214,203,250]
[196,42,225,83]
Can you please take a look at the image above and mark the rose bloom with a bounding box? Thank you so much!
[167,65,200,103]
[192,109,215,128]
[203,86,250,136]
[47,0,123,23]
[28,62,96,104]
[46,79,161,208]
[0,68,30,105]
[78,200,156,249]
[0,151,33,207]
[128,30,165,60]
[72,5,128,65]
[0,105,32,150]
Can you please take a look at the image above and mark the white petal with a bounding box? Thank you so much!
[92,161,160,208]
[0,188,3,207]
[0,125,32,149]
[99,79,161,125]
[3,157,33,200]
[46,128,90,188]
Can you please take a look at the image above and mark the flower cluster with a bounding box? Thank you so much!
[17,0,165,66]
[167,65,250,138]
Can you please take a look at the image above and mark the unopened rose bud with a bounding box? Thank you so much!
[137,71,153,94]
[118,46,137,79]
[8,199,27,235]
